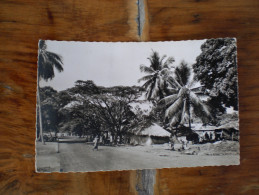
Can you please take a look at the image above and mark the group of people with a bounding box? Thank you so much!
[92,134,115,151]
[168,131,222,151]
[169,136,188,151]
[199,132,214,143]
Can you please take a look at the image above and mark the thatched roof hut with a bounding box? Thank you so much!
[129,123,171,145]
[135,123,171,137]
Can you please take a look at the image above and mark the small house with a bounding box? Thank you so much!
[129,123,171,145]
[215,121,239,141]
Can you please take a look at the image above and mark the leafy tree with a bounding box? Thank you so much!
[39,86,57,100]
[89,86,140,144]
[159,61,211,128]
[41,99,59,135]
[56,80,102,137]
[72,80,100,95]
[64,99,102,137]
[36,87,58,138]
[193,38,238,111]
[138,50,175,100]
[37,40,64,144]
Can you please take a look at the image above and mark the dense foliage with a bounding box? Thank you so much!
[193,38,238,112]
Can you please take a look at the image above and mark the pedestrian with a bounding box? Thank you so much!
[169,135,175,151]
[110,135,113,146]
[209,132,213,141]
[205,132,209,141]
[99,135,103,145]
[93,136,99,151]
[181,139,185,150]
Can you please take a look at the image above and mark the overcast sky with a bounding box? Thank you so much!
[40,40,206,91]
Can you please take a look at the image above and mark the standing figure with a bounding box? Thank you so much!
[205,132,209,142]
[99,135,103,145]
[93,136,99,151]
[209,132,213,141]
[110,135,113,146]
[169,135,175,151]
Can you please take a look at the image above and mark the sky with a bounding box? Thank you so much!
[40,40,206,91]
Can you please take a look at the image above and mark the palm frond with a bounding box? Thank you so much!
[150,78,160,99]
[138,74,154,83]
[38,41,64,81]
[175,61,191,86]
[39,40,46,50]
[167,76,182,89]
[160,68,171,77]
[162,56,175,69]
[159,55,167,66]
[145,78,156,100]
[189,91,211,122]
[157,74,164,90]
[187,79,196,89]
[159,94,178,107]
[169,110,182,127]
[46,51,64,72]
[142,79,154,89]
[139,65,155,74]
[180,100,187,124]
[148,50,160,70]
[190,86,205,93]
[38,60,55,81]
[166,87,179,94]
[165,97,183,118]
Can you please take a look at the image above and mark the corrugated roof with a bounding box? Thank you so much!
[191,123,218,131]
[216,121,239,130]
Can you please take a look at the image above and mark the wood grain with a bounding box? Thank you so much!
[0,0,259,194]
[146,0,259,194]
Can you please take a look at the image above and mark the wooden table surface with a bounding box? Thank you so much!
[0,0,259,194]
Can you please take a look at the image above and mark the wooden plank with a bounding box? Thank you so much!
[0,0,259,194]
[0,1,140,194]
[146,0,259,194]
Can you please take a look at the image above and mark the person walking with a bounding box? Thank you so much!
[169,135,175,151]
[93,136,99,151]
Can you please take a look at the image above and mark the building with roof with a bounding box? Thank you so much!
[128,123,171,145]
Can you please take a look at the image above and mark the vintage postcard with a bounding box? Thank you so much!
[36,38,239,172]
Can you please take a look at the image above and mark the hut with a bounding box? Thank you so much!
[129,123,171,146]
[215,121,239,141]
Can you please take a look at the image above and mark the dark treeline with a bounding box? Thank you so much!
[37,81,155,144]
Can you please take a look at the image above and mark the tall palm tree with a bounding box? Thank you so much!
[159,61,211,128]
[37,40,63,144]
[138,50,175,100]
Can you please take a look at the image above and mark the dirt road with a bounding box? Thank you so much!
[56,143,239,172]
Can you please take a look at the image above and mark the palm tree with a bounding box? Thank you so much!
[138,50,175,100]
[37,40,63,144]
[159,61,211,128]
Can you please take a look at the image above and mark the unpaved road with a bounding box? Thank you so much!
[56,143,239,172]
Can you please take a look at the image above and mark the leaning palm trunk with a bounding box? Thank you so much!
[37,81,45,144]
[187,99,191,129]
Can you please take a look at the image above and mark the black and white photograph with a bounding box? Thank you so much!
[36,38,239,173]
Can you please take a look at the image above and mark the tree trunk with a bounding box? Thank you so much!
[37,83,45,145]
[114,134,118,145]
[187,100,191,129]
